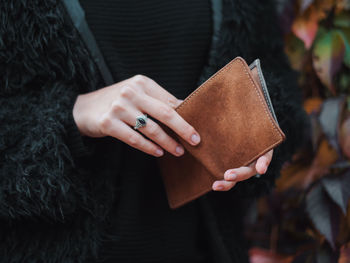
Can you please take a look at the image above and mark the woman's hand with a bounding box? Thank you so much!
[212,150,274,191]
[73,75,201,157]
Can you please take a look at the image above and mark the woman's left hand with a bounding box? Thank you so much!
[212,150,274,191]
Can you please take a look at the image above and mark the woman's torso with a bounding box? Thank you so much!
[80,0,213,262]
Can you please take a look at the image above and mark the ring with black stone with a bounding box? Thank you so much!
[134,114,148,130]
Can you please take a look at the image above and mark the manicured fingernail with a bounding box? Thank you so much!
[191,133,200,144]
[227,173,237,180]
[156,149,164,156]
[175,145,184,155]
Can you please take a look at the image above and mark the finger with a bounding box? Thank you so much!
[212,180,236,191]
[131,75,182,109]
[137,94,201,146]
[255,150,273,174]
[119,109,185,157]
[101,116,164,157]
[224,166,257,182]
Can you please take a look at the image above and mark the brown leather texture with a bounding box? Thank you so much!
[157,57,286,209]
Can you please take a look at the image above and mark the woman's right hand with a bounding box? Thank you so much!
[72,75,201,157]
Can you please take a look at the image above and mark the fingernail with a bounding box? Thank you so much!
[155,149,164,156]
[191,133,200,144]
[175,145,184,155]
[227,173,237,180]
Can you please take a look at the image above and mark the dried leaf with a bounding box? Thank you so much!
[307,139,339,183]
[306,183,340,249]
[278,139,338,190]
[304,97,324,114]
[313,28,346,93]
[277,163,310,190]
[249,248,294,263]
[339,114,350,159]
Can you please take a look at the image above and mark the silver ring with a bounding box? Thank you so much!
[134,114,148,130]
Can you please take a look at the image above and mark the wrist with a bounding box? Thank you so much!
[72,94,87,137]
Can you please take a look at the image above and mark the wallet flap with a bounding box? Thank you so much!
[172,57,285,179]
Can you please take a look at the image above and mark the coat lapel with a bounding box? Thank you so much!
[62,0,114,86]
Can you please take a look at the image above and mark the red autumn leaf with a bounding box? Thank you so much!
[292,5,319,48]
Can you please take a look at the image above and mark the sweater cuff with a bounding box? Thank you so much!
[65,95,96,159]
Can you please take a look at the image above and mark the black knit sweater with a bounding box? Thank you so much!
[79,0,213,261]
[0,0,308,262]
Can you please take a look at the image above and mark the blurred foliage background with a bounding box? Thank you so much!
[246,0,350,262]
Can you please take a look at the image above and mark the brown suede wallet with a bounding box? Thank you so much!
[157,57,286,209]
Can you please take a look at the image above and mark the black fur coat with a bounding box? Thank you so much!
[0,0,308,262]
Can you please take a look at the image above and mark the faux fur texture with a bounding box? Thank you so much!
[0,0,308,262]
[0,0,118,261]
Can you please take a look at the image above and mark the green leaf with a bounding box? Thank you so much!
[322,171,350,214]
[313,28,346,93]
[339,73,350,92]
[306,183,339,249]
[334,11,350,28]
[338,28,350,68]
[285,35,307,71]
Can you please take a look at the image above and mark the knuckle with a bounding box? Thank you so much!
[147,123,160,137]
[127,133,140,146]
[159,105,173,120]
[132,74,148,86]
[110,99,126,114]
[98,113,112,132]
[119,85,135,99]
